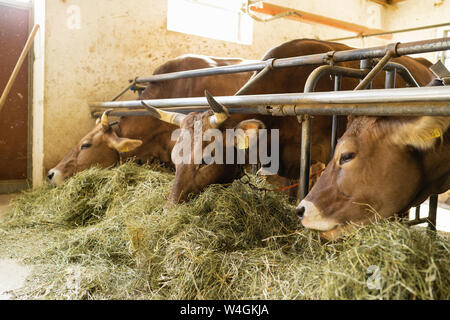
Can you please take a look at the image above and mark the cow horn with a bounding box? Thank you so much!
[141,101,186,126]
[205,90,230,127]
[101,109,113,131]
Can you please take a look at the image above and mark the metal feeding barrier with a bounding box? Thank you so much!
[89,37,450,230]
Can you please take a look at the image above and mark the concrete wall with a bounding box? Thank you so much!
[34,0,449,185]
[384,0,450,62]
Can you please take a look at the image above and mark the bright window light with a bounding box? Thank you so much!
[167,0,253,45]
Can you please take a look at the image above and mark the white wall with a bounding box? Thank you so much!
[384,0,450,62]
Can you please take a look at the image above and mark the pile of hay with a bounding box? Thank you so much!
[0,162,449,300]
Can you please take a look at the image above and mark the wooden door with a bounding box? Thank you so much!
[0,3,31,187]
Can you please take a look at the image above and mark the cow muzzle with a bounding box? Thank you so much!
[47,169,64,185]
[297,200,338,231]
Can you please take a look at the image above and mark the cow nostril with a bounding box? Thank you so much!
[48,172,55,180]
[296,206,305,220]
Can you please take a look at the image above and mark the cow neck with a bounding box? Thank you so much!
[404,129,450,209]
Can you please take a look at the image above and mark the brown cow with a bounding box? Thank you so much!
[143,39,435,204]
[47,54,254,184]
[297,81,449,240]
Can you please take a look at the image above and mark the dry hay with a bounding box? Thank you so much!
[0,162,449,300]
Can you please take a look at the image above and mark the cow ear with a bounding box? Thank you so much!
[346,115,356,129]
[389,116,449,150]
[233,119,266,150]
[106,136,143,153]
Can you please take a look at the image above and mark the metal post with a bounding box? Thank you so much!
[358,59,373,89]
[386,65,415,223]
[299,115,312,200]
[428,194,438,231]
[385,70,396,89]
[330,75,341,160]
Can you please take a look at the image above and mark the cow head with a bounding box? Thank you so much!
[142,92,266,203]
[297,115,450,240]
[47,110,143,185]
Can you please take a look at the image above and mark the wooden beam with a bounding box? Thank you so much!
[368,0,390,7]
[248,2,392,40]
[369,0,407,6]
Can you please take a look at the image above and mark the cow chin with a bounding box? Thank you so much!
[320,216,377,241]
[320,224,355,241]
[299,200,339,232]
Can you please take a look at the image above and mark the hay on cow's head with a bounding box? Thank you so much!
[0,162,449,300]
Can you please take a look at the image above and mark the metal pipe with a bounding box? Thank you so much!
[90,85,450,110]
[428,195,438,231]
[91,101,450,118]
[385,70,396,89]
[136,61,267,83]
[303,65,368,91]
[298,64,330,201]
[355,51,395,90]
[112,81,135,101]
[299,115,312,200]
[384,62,419,87]
[301,62,418,90]
[330,75,341,160]
[134,38,450,84]
[327,22,450,42]
[234,59,273,95]
[405,217,429,226]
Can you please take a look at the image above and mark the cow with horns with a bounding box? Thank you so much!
[296,78,450,240]
[47,55,254,184]
[142,39,435,204]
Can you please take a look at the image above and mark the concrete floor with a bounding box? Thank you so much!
[0,194,31,300]
[0,259,31,300]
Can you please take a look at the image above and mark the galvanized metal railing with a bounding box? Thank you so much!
[89,37,450,230]
[131,38,449,84]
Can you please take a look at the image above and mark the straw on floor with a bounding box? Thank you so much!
[0,162,448,300]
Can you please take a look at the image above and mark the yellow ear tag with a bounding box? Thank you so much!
[119,146,130,153]
[425,128,441,141]
[237,136,249,150]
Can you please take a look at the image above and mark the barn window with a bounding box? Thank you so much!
[167,0,253,45]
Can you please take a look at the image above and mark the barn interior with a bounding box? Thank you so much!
[0,0,449,301]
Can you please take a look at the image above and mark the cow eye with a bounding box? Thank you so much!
[339,152,356,165]
[81,143,92,150]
